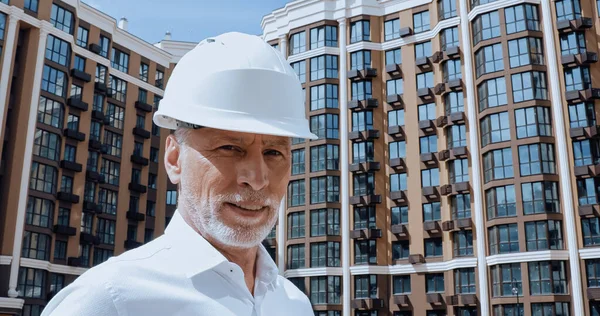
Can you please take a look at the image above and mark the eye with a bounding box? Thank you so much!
[264,150,283,156]
[218,145,242,152]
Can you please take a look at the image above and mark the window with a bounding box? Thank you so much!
[17,268,46,298]
[311,208,340,236]
[149,147,160,163]
[289,278,305,294]
[83,181,96,203]
[448,124,467,149]
[472,11,501,45]
[54,240,66,260]
[522,181,560,215]
[355,275,377,299]
[29,162,57,194]
[440,27,459,51]
[310,276,341,305]
[421,168,440,187]
[310,84,338,110]
[493,304,524,315]
[93,248,113,266]
[95,65,108,84]
[417,72,434,90]
[475,43,504,78]
[350,50,371,70]
[531,302,570,316]
[415,41,432,59]
[418,103,436,122]
[385,48,401,66]
[505,4,540,34]
[311,242,340,267]
[42,65,67,97]
[483,148,513,182]
[491,263,522,297]
[525,220,563,251]
[578,178,600,206]
[87,151,99,172]
[384,18,400,41]
[45,35,71,67]
[109,75,127,103]
[96,218,116,245]
[478,77,507,111]
[103,131,123,158]
[99,35,110,58]
[512,71,548,102]
[389,141,406,159]
[445,91,464,115]
[518,143,556,176]
[136,115,145,129]
[310,114,338,139]
[425,238,443,257]
[93,94,105,113]
[426,274,445,293]
[452,194,471,219]
[76,26,88,48]
[353,141,374,163]
[155,69,164,88]
[288,180,305,207]
[352,111,373,132]
[449,159,469,184]
[353,173,375,196]
[287,244,305,269]
[565,66,591,91]
[131,169,142,185]
[81,211,93,234]
[569,102,596,128]
[350,20,370,43]
[392,240,409,260]
[50,4,73,34]
[443,59,461,82]
[289,31,306,55]
[560,32,586,55]
[26,197,54,228]
[587,259,600,288]
[288,61,306,85]
[146,201,156,217]
[489,224,519,254]
[21,231,51,260]
[423,202,441,221]
[310,144,339,172]
[486,185,517,219]
[60,175,73,193]
[110,48,129,73]
[288,212,305,239]
[420,135,438,154]
[57,209,69,228]
[355,240,377,265]
[573,140,600,167]
[583,217,600,246]
[529,261,567,295]
[386,78,404,96]
[37,97,64,130]
[70,84,82,100]
[438,0,457,20]
[310,176,340,204]
[455,268,476,294]
[139,63,149,82]
[480,112,511,147]
[392,275,411,294]
[310,25,337,49]
[390,173,407,192]
[508,37,544,68]
[72,56,86,73]
[291,149,305,175]
[555,0,581,21]
[152,122,160,136]
[310,55,338,81]
[144,229,154,243]
[354,206,376,229]
[101,159,120,186]
[66,115,79,133]
[515,107,552,139]
[80,244,92,267]
[106,103,125,130]
[33,129,60,161]
[413,11,430,33]
[98,188,118,215]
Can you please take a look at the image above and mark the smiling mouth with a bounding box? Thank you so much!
[225,202,266,212]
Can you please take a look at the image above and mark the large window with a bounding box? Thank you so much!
[384,18,400,41]
[440,27,459,51]
[491,263,522,297]
[310,114,338,139]
[109,75,127,103]
[310,84,338,110]
[385,48,402,66]
[555,0,581,21]
[475,43,504,78]
[486,185,517,219]
[29,162,57,194]
[310,276,341,305]
[425,238,443,257]
[139,63,149,82]
[25,0,39,13]
[531,303,570,316]
[515,107,552,139]
[420,135,438,154]
[522,181,560,215]
[17,268,46,298]
[392,240,409,260]
[155,69,164,88]
[289,31,306,55]
[448,124,467,149]
[354,206,376,229]
[525,220,563,251]
[111,48,129,73]
[50,4,73,34]
[529,261,567,295]
[288,212,305,239]
[45,35,71,67]
[350,20,370,43]
[353,173,375,196]
[311,242,340,267]
[310,176,339,204]
[564,66,591,91]
[310,144,339,172]
[421,168,440,187]
[443,59,461,82]
[423,202,441,221]
[389,141,406,159]
[449,159,469,183]
[454,230,474,257]
[478,77,507,111]
[311,208,340,236]
[511,71,548,102]
[351,51,371,70]
[483,148,514,183]
[508,37,544,69]
[418,103,436,121]
[310,25,337,49]
[445,91,464,115]
[413,11,430,33]
[351,80,372,101]
[587,259,600,288]
[438,0,457,20]
[386,79,404,98]
[560,32,586,55]
[93,248,113,266]
[472,11,501,45]
[352,111,373,132]
[493,305,524,315]
[98,188,118,215]
[573,139,600,167]
[452,194,471,219]
[42,65,67,97]
[292,149,305,175]
[291,61,306,84]
[287,244,305,269]
[415,41,432,59]
[96,218,116,245]
[76,26,88,48]
[288,179,305,207]
[578,178,600,206]
[355,275,377,299]
[388,110,405,128]
[106,103,125,130]
[505,4,540,34]
[455,268,476,294]
[26,197,54,228]
[393,275,411,294]
[310,55,338,81]
[426,274,445,293]
[518,143,556,176]
[353,141,374,164]
[103,131,123,158]
[22,231,51,261]
[569,102,596,129]
[390,173,408,192]
[489,224,519,254]
[481,112,511,147]
[101,159,120,186]
[355,240,377,265]
[33,129,60,161]
[583,217,600,246]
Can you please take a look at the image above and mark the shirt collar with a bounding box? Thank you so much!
[165,210,280,285]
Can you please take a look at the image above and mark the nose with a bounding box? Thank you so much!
[236,149,269,191]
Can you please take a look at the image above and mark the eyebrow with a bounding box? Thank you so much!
[263,138,291,147]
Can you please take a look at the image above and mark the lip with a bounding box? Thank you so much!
[225,202,266,217]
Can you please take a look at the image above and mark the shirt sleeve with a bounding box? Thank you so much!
[41,280,121,316]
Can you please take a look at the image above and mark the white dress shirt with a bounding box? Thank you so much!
[41,210,313,316]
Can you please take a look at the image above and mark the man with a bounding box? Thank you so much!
[42,32,318,315]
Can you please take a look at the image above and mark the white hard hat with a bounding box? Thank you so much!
[153,32,318,140]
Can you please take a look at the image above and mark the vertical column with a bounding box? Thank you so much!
[277,34,288,276]
[8,26,49,298]
[0,15,20,152]
[457,0,489,314]
[539,1,584,314]
[337,16,350,316]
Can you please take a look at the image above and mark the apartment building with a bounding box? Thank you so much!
[0,1,196,315]
[262,0,600,315]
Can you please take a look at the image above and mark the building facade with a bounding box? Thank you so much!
[0,1,196,315]
[262,0,600,315]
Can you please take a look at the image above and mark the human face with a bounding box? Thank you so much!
[165,128,291,248]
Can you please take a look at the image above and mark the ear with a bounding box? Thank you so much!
[164,134,182,185]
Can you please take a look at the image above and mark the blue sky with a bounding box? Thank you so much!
[81,0,291,44]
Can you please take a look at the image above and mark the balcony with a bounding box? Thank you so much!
[579,204,600,217]
[461,294,477,305]
[385,63,402,76]
[89,43,102,54]
[561,52,598,66]
[446,295,459,305]
[349,194,381,206]
[92,110,106,122]
[418,119,436,133]
[135,101,153,113]
[393,294,410,306]
[349,161,380,173]
[67,257,81,267]
[53,225,77,236]
[570,125,599,139]
[434,79,463,95]
[347,68,377,80]
[56,191,80,204]
[126,211,146,222]
[60,160,82,172]
[129,182,147,194]
[94,82,108,94]
[80,232,100,245]
[391,224,408,237]
[348,98,378,111]
[133,127,151,139]
[63,128,85,142]
[556,17,593,32]
[574,164,600,178]
[420,153,437,164]
[388,125,405,138]
[351,298,385,309]
[433,46,461,64]
[70,68,92,82]
[565,88,600,102]
[131,154,149,166]
[389,157,407,172]
[399,27,412,37]
[442,220,455,232]
[386,94,403,107]
[349,130,380,141]
[350,228,382,239]
[89,140,102,152]
[408,254,425,264]
[426,293,443,304]
[390,190,408,204]
[124,239,143,250]
[443,218,473,232]
[422,186,439,199]
[423,220,441,232]
[67,97,89,111]
[440,182,470,196]
[86,170,104,183]
[417,87,432,98]
[83,201,102,214]
[587,287,600,300]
